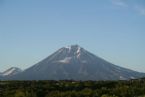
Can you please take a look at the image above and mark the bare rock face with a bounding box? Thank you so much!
[7,45,145,80]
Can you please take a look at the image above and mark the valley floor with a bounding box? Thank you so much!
[0,79,145,97]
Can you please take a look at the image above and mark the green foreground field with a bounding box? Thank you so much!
[0,78,145,97]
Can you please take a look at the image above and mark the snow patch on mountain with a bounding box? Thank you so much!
[76,47,81,58]
[130,76,135,79]
[58,57,72,64]
[76,47,81,54]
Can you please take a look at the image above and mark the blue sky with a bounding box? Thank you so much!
[0,0,145,72]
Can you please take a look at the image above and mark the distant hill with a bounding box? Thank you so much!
[1,67,22,77]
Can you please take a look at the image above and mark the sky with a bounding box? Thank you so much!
[0,0,145,72]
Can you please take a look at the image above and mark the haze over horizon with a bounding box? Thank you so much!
[0,0,145,72]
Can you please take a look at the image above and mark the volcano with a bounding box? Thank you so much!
[8,45,144,80]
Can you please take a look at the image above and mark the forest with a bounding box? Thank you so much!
[0,78,145,97]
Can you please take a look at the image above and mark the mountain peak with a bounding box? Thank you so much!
[65,44,81,50]
[61,45,85,58]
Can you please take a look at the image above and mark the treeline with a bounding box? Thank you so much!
[0,78,145,97]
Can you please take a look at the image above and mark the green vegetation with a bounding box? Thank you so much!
[0,79,145,97]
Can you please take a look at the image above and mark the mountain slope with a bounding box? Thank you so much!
[9,45,145,80]
[0,72,2,76]
[0,72,3,79]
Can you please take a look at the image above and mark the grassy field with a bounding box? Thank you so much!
[0,78,145,97]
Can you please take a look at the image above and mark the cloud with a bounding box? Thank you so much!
[134,5,145,16]
[111,0,128,7]
[110,0,145,16]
